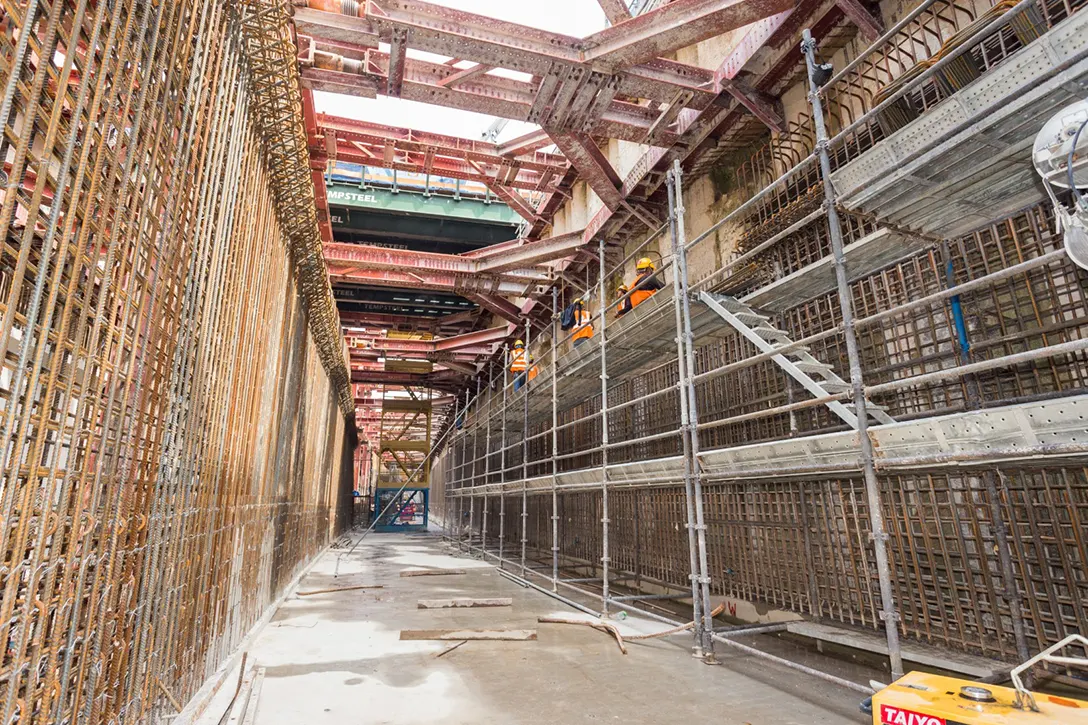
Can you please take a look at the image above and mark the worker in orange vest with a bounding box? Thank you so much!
[510,339,528,391]
[616,284,631,318]
[627,257,663,308]
[572,297,594,347]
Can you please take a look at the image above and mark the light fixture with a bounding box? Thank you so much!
[1033,98,1088,270]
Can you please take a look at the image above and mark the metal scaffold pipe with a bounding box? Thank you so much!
[803,28,904,680]
[671,160,717,660]
[500,343,510,565]
[598,238,612,616]
[667,169,706,658]
[521,318,531,575]
[551,287,561,590]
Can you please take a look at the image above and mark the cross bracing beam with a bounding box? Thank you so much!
[325,242,551,283]
[550,132,625,211]
[348,325,510,356]
[294,2,765,144]
[299,45,683,146]
[834,0,884,42]
[313,113,568,191]
[463,293,523,325]
[351,343,496,359]
[340,310,478,334]
[324,231,583,279]
[470,231,588,273]
[328,263,536,295]
[351,369,465,389]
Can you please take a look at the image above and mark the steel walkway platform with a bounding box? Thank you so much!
[831,9,1088,238]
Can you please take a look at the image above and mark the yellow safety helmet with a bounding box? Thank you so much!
[617,283,629,293]
[513,339,525,348]
[636,257,655,272]
[573,296,584,305]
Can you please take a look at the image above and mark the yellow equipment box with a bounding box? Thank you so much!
[873,672,1088,724]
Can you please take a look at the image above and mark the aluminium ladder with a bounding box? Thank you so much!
[699,291,895,429]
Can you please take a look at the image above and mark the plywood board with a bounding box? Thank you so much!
[399,568,467,577]
[399,629,537,641]
[417,597,513,609]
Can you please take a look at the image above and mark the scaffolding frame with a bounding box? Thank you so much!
[438,2,1088,690]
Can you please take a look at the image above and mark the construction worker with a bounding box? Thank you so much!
[510,339,528,391]
[572,297,594,347]
[527,354,539,383]
[627,257,663,309]
[616,283,631,318]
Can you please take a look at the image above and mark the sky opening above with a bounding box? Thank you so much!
[315,0,609,142]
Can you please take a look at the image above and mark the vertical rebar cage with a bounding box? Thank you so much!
[0,1,354,722]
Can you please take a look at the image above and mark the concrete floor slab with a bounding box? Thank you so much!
[231,534,868,725]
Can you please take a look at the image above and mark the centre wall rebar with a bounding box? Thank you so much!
[0,1,355,722]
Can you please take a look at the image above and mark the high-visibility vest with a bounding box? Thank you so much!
[510,348,528,372]
[573,306,594,341]
[630,288,655,306]
[630,272,661,307]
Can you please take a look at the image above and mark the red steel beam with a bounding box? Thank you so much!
[596,0,633,25]
[550,132,624,211]
[339,310,478,334]
[718,78,785,133]
[497,129,555,158]
[328,229,585,280]
[355,0,719,101]
[296,3,723,141]
[327,264,535,296]
[463,293,523,325]
[467,165,541,223]
[581,0,795,71]
[347,325,509,355]
[311,115,567,197]
[323,242,551,283]
[438,62,494,88]
[476,230,586,273]
[317,114,566,173]
[835,0,884,42]
[434,325,511,352]
[300,49,679,147]
[351,369,465,388]
[437,360,479,376]
[387,27,409,95]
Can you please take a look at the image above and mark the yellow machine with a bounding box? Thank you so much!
[871,635,1088,724]
[873,672,1088,724]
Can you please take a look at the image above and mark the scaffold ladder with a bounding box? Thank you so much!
[699,291,895,429]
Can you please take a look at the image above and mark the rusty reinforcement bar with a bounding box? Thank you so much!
[0,2,355,722]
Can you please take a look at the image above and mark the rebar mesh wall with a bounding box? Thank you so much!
[475,466,1088,664]
[438,198,1088,667]
[0,2,354,723]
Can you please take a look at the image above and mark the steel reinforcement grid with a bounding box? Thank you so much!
[0,1,355,723]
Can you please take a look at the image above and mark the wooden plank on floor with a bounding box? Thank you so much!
[399,568,467,577]
[399,629,537,641]
[417,597,512,609]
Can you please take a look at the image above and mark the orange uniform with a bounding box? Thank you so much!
[509,347,528,374]
[629,270,663,307]
[573,304,594,344]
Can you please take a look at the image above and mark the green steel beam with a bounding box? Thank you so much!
[327,184,523,225]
